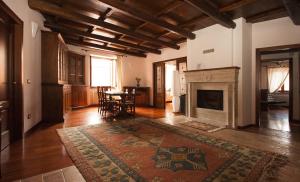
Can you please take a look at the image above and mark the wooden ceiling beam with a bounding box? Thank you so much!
[87,8,113,33]
[282,0,300,25]
[28,0,179,49]
[44,22,161,54]
[183,0,236,28]
[220,0,257,12]
[246,7,287,23]
[133,0,183,31]
[96,0,195,39]
[65,38,147,57]
[181,0,258,28]
[117,0,182,42]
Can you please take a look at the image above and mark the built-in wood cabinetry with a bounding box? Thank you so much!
[68,52,85,85]
[68,52,88,108]
[71,85,88,108]
[41,31,71,122]
[123,86,150,107]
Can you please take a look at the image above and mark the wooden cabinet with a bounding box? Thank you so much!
[68,52,85,85]
[123,86,150,107]
[42,84,71,122]
[42,31,68,84]
[41,31,70,122]
[71,85,88,108]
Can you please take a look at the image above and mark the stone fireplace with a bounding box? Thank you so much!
[184,67,240,128]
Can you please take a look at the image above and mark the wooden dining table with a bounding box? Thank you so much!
[105,90,134,118]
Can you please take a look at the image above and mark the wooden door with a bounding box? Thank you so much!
[0,17,10,150]
[153,62,165,108]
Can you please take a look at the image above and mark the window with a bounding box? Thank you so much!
[91,56,117,87]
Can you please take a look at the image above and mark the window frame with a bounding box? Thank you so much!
[90,56,116,88]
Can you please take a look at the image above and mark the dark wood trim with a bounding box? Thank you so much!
[261,58,292,62]
[258,44,300,53]
[153,56,187,64]
[255,44,300,126]
[153,57,187,108]
[237,124,256,130]
[255,49,261,126]
[0,1,24,141]
[289,58,293,123]
[184,66,240,73]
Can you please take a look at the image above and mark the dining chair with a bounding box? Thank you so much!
[124,88,136,115]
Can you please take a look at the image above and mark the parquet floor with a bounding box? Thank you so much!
[1,106,300,181]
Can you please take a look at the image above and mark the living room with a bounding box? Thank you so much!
[1,0,300,181]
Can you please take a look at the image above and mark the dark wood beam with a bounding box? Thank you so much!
[117,0,182,43]
[133,0,183,31]
[96,0,195,39]
[246,7,287,23]
[44,22,161,54]
[87,8,113,33]
[65,39,147,57]
[219,0,257,12]
[183,0,236,28]
[282,0,300,25]
[28,0,180,49]
[181,0,258,28]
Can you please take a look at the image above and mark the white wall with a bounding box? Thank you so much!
[252,17,300,122]
[3,0,48,133]
[187,18,252,126]
[123,42,187,105]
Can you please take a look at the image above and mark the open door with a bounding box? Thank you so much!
[0,1,24,151]
[153,62,165,108]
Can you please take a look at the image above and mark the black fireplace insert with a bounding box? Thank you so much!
[197,90,223,110]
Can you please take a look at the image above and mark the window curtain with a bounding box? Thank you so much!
[267,67,289,93]
[116,56,123,90]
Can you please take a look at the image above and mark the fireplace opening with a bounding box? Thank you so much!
[197,90,223,110]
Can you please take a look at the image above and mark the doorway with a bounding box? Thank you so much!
[0,1,24,152]
[153,57,187,112]
[256,44,300,132]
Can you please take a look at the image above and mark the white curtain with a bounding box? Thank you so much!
[267,67,289,93]
[116,56,123,90]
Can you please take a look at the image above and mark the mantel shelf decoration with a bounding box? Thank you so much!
[136,77,141,87]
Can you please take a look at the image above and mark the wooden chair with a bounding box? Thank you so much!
[97,86,112,113]
[124,88,136,115]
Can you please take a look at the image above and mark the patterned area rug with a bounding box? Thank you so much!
[57,118,288,182]
[179,121,224,132]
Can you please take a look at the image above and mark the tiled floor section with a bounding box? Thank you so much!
[15,166,85,182]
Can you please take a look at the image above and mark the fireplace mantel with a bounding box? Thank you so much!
[184,67,240,128]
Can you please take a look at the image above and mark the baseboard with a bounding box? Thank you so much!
[24,121,44,137]
[237,124,256,129]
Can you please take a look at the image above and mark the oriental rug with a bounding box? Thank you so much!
[57,118,287,182]
[179,120,224,132]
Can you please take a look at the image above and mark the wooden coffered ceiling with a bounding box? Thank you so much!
[28,0,294,57]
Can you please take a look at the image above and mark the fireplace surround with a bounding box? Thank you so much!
[184,67,240,128]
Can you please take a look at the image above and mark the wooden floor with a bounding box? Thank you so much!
[1,105,300,181]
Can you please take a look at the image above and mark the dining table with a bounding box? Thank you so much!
[105,90,134,118]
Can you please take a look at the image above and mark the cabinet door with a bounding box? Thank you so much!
[153,63,165,108]
[68,53,76,84]
[76,57,84,84]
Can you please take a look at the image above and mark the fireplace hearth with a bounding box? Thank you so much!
[197,90,223,110]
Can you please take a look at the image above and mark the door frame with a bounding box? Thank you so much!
[255,44,300,126]
[153,57,187,108]
[0,1,24,141]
